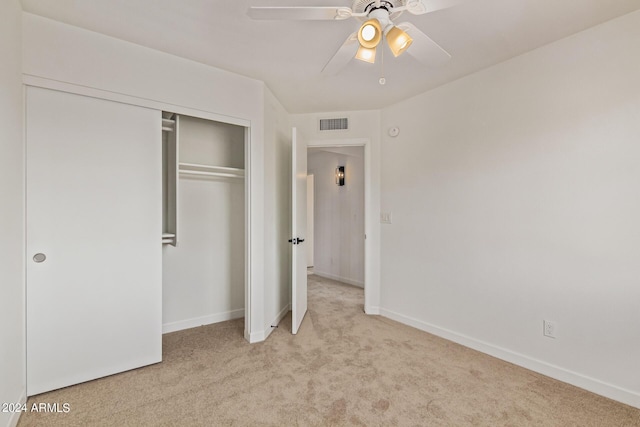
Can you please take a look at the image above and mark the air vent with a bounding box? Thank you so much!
[319,117,348,131]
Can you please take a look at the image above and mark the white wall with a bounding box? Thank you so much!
[380,10,640,408]
[308,148,365,287]
[21,13,269,341]
[263,87,291,335]
[0,1,25,426]
[162,117,245,333]
[291,110,382,313]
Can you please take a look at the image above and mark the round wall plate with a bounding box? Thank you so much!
[388,126,400,137]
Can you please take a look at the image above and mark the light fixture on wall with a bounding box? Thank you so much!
[336,166,345,186]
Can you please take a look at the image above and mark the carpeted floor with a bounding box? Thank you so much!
[18,275,640,426]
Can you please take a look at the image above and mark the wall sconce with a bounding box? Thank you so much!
[336,166,345,186]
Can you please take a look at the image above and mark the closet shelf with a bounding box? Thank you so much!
[162,233,176,244]
[179,162,244,179]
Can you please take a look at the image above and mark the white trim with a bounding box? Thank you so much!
[22,74,250,127]
[380,308,640,409]
[162,310,244,334]
[364,306,381,315]
[251,304,291,343]
[247,330,266,343]
[7,391,26,427]
[244,126,252,343]
[313,270,364,288]
[307,137,380,315]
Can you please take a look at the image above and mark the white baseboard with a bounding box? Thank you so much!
[380,308,640,409]
[246,329,265,343]
[246,304,292,343]
[6,390,26,427]
[364,305,380,315]
[264,304,291,340]
[313,270,364,288]
[162,309,244,334]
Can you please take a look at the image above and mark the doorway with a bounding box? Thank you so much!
[307,146,366,290]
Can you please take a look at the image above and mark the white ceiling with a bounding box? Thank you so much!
[20,0,640,113]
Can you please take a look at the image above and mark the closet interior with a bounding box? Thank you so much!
[161,112,246,333]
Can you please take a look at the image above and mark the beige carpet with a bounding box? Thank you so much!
[19,275,640,426]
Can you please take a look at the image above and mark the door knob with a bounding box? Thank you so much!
[33,253,47,263]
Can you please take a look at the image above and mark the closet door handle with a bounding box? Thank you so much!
[33,253,47,263]
[288,238,305,245]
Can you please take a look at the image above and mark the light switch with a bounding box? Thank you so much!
[380,212,392,224]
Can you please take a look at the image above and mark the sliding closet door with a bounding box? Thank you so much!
[26,87,162,395]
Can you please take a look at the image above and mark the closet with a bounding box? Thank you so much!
[161,113,246,333]
[26,86,248,396]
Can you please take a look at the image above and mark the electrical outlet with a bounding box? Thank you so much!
[543,320,557,338]
[380,212,392,224]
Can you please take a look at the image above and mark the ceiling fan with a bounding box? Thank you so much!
[248,0,460,75]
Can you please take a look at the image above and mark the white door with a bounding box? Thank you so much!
[291,128,308,334]
[26,87,162,395]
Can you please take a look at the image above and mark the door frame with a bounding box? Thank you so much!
[307,138,380,314]
[306,174,314,268]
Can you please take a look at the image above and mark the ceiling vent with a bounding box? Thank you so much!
[319,117,348,131]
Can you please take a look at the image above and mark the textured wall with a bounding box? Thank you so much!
[380,10,640,407]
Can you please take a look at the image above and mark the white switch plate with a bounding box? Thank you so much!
[381,212,392,224]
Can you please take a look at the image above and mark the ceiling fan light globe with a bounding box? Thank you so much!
[355,45,376,63]
[357,19,382,49]
[361,24,376,41]
[386,25,413,57]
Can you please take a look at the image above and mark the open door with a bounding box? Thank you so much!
[291,127,308,334]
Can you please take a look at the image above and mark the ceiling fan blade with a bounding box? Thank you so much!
[397,22,451,67]
[247,6,353,20]
[399,0,464,15]
[321,32,359,75]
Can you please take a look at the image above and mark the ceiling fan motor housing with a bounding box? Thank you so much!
[352,0,406,21]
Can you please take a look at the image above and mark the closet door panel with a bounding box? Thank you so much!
[26,87,162,395]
